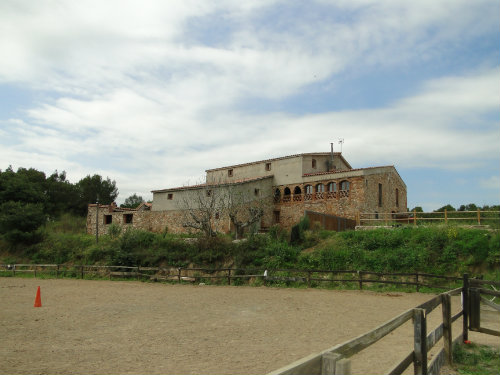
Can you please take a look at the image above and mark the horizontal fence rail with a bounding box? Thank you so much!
[0,264,465,291]
[358,209,500,227]
[268,286,467,375]
[1,266,496,374]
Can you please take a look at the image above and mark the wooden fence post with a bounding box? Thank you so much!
[413,209,417,226]
[444,209,448,224]
[56,264,59,278]
[178,268,181,283]
[415,272,420,292]
[227,269,231,285]
[335,358,351,375]
[477,209,481,225]
[413,308,428,375]
[469,288,481,330]
[81,265,84,279]
[34,266,37,278]
[307,271,311,288]
[321,352,341,375]
[441,293,452,365]
[12,264,16,276]
[358,271,363,290]
[462,274,469,341]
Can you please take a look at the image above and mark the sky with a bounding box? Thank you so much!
[0,0,499,211]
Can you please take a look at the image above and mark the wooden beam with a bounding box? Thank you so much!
[321,353,341,375]
[335,359,351,375]
[441,293,452,365]
[413,308,428,375]
[384,352,414,375]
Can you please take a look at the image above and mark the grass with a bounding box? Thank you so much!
[453,343,500,375]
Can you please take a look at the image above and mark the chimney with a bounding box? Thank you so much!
[329,143,336,171]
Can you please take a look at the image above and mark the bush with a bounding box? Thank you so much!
[0,201,45,245]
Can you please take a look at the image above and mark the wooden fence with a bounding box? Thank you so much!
[0,264,464,291]
[0,265,498,374]
[468,278,500,338]
[357,209,500,227]
[267,275,500,375]
[305,211,356,232]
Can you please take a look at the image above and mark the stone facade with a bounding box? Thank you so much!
[86,151,407,235]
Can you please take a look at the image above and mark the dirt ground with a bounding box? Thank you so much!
[0,278,498,375]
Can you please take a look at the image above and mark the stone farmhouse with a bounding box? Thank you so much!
[87,148,407,236]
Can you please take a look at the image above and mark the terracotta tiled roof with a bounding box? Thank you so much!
[303,165,395,177]
[205,152,352,172]
[151,175,273,193]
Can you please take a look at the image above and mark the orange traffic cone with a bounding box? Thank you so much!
[34,286,42,307]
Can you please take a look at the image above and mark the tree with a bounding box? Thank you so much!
[178,184,226,237]
[434,204,456,212]
[76,174,118,215]
[0,201,45,245]
[178,181,271,239]
[224,185,271,239]
[410,206,424,212]
[120,194,144,209]
[44,171,80,218]
[458,203,478,212]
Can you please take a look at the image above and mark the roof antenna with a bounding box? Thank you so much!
[338,138,344,153]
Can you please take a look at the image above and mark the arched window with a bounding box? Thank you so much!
[284,187,291,195]
[305,185,313,194]
[274,188,281,203]
[312,159,317,169]
[328,182,337,192]
[316,183,325,192]
[293,186,302,194]
[340,180,350,191]
[395,188,399,207]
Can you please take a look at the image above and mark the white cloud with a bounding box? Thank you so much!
[0,0,498,204]
[480,176,500,190]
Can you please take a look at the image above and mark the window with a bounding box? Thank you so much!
[123,214,133,224]
[312,159,317,169]
[284,187,291,195]
[206,189,212,197]
[167,193,173,200]
[328,182,337,192]
[316,183,325,192]
[104,215,112,225]
[273,210,280,223]
[228,169,233,177]
[254,188,260,196]
[293,186,302,194]
[305,185,313,194]
[265,162,271,171]
[395,188,399,207]
[340,180,350,191]
[378,183,383,207]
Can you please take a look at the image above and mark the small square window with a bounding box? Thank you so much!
[228,169,233,177]
[206,189,212,197]
[254,188,260,196]
[104,215,112,225]
[123,214,133,224]
[265,163,271,171]
[167,193,173,200]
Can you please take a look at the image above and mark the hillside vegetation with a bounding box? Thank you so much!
[1,215,498,279]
